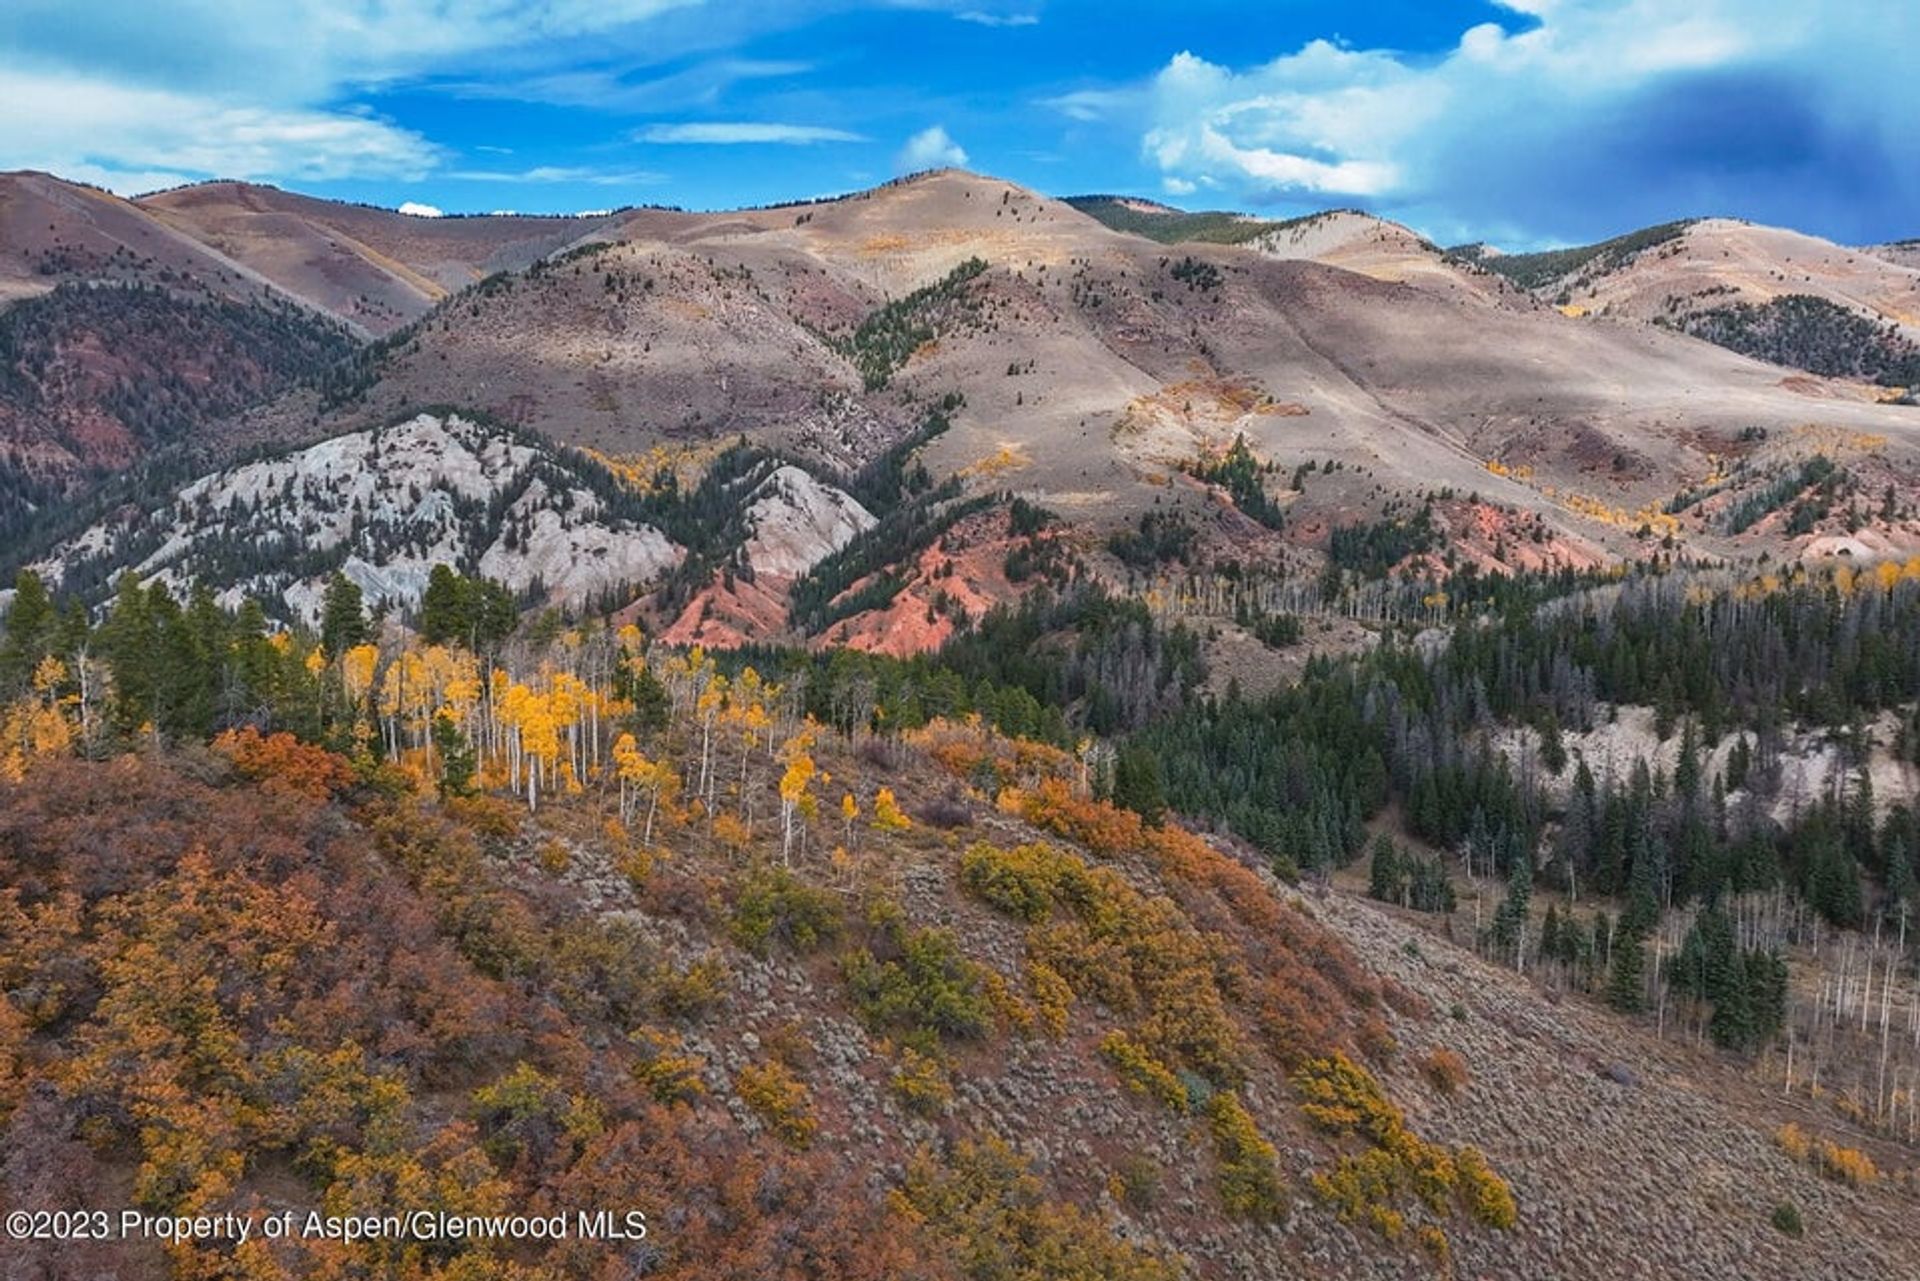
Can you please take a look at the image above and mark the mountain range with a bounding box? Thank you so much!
[5,166,1919,657]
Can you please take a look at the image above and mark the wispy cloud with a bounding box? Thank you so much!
[897,124,968,172]
[451,58,813,112]
[956,10,1038,26]
[6,0,711,100]
[1041,88,1129,123]
[449,164,666,185]
[0,66,439,194]
[638,122,866,145]
[1,0,707,191]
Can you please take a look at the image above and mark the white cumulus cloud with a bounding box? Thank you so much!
[1099,0,1920,244]
[397,200,444,217]
[896,125,968,172]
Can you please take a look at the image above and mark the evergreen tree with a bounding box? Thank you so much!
[99,574,157,737]
[0,568,58,694]
[1844,767,1876,870]
[1725,735,1752,792]
[1748,950,1789,1045]
[418,564,519,652]
[1621,840,1662,938]
[178,584,226,737]
[419,564,466,645]
[1807,825,1864,927]
[1487,851,1533,968]
[432,710,477,798]
[1672,914,1711,1002]
[1675,719,1702,804]
[1708,946,1755,1050]
[1112,745,1167,828]
[231,598,277,717]
[1884,809,1917,923]
[320,573,370,659]
[1367,833,1403,904]
[617,661,672,734]
[1538,709,1567,776]
[1607,929,1647,1013]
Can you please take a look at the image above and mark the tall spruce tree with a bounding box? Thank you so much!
[1368,833,1403,904]
[0,569,57,695]
[1607,929,1647,1013]
[1112,744,1167,828]
[320,573,370,659]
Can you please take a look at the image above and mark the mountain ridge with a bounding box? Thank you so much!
[7,168,1920,655]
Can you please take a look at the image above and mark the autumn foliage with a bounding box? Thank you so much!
[1776,1122,1880,1186]
[0,757,956,1280]
[0,588,1530,1279]
[212,725,356,799]
[1294,1050,1517,1242]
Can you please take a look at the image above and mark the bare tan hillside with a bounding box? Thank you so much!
[1242,209,1513,303]
[1867,240,1920,271]
[1555,218,1920,343]
[0,170,284,307]
[230,172,1920,579]
[137,180,623,334]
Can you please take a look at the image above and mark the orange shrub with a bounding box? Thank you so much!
[212,727,354,800]
[1818,1143,1879,1186]
[1421,1048,1470,1096]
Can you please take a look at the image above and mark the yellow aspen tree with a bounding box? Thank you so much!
[341,643,380,701]
[612,732,648,825]
[0,656,76,780]
[611,730,679,842]
[547,670,584,794]
[340,642,381,759]
[777,728,818,865]
[695,674,729,813]
[872,786,912,833]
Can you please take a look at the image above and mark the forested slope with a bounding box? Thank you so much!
[3,553,1920,1277]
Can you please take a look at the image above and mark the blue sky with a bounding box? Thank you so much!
[4,1,1916,248]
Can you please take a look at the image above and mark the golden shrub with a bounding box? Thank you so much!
[1099,1031,1188,1112]
[736,1060,816,1149]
